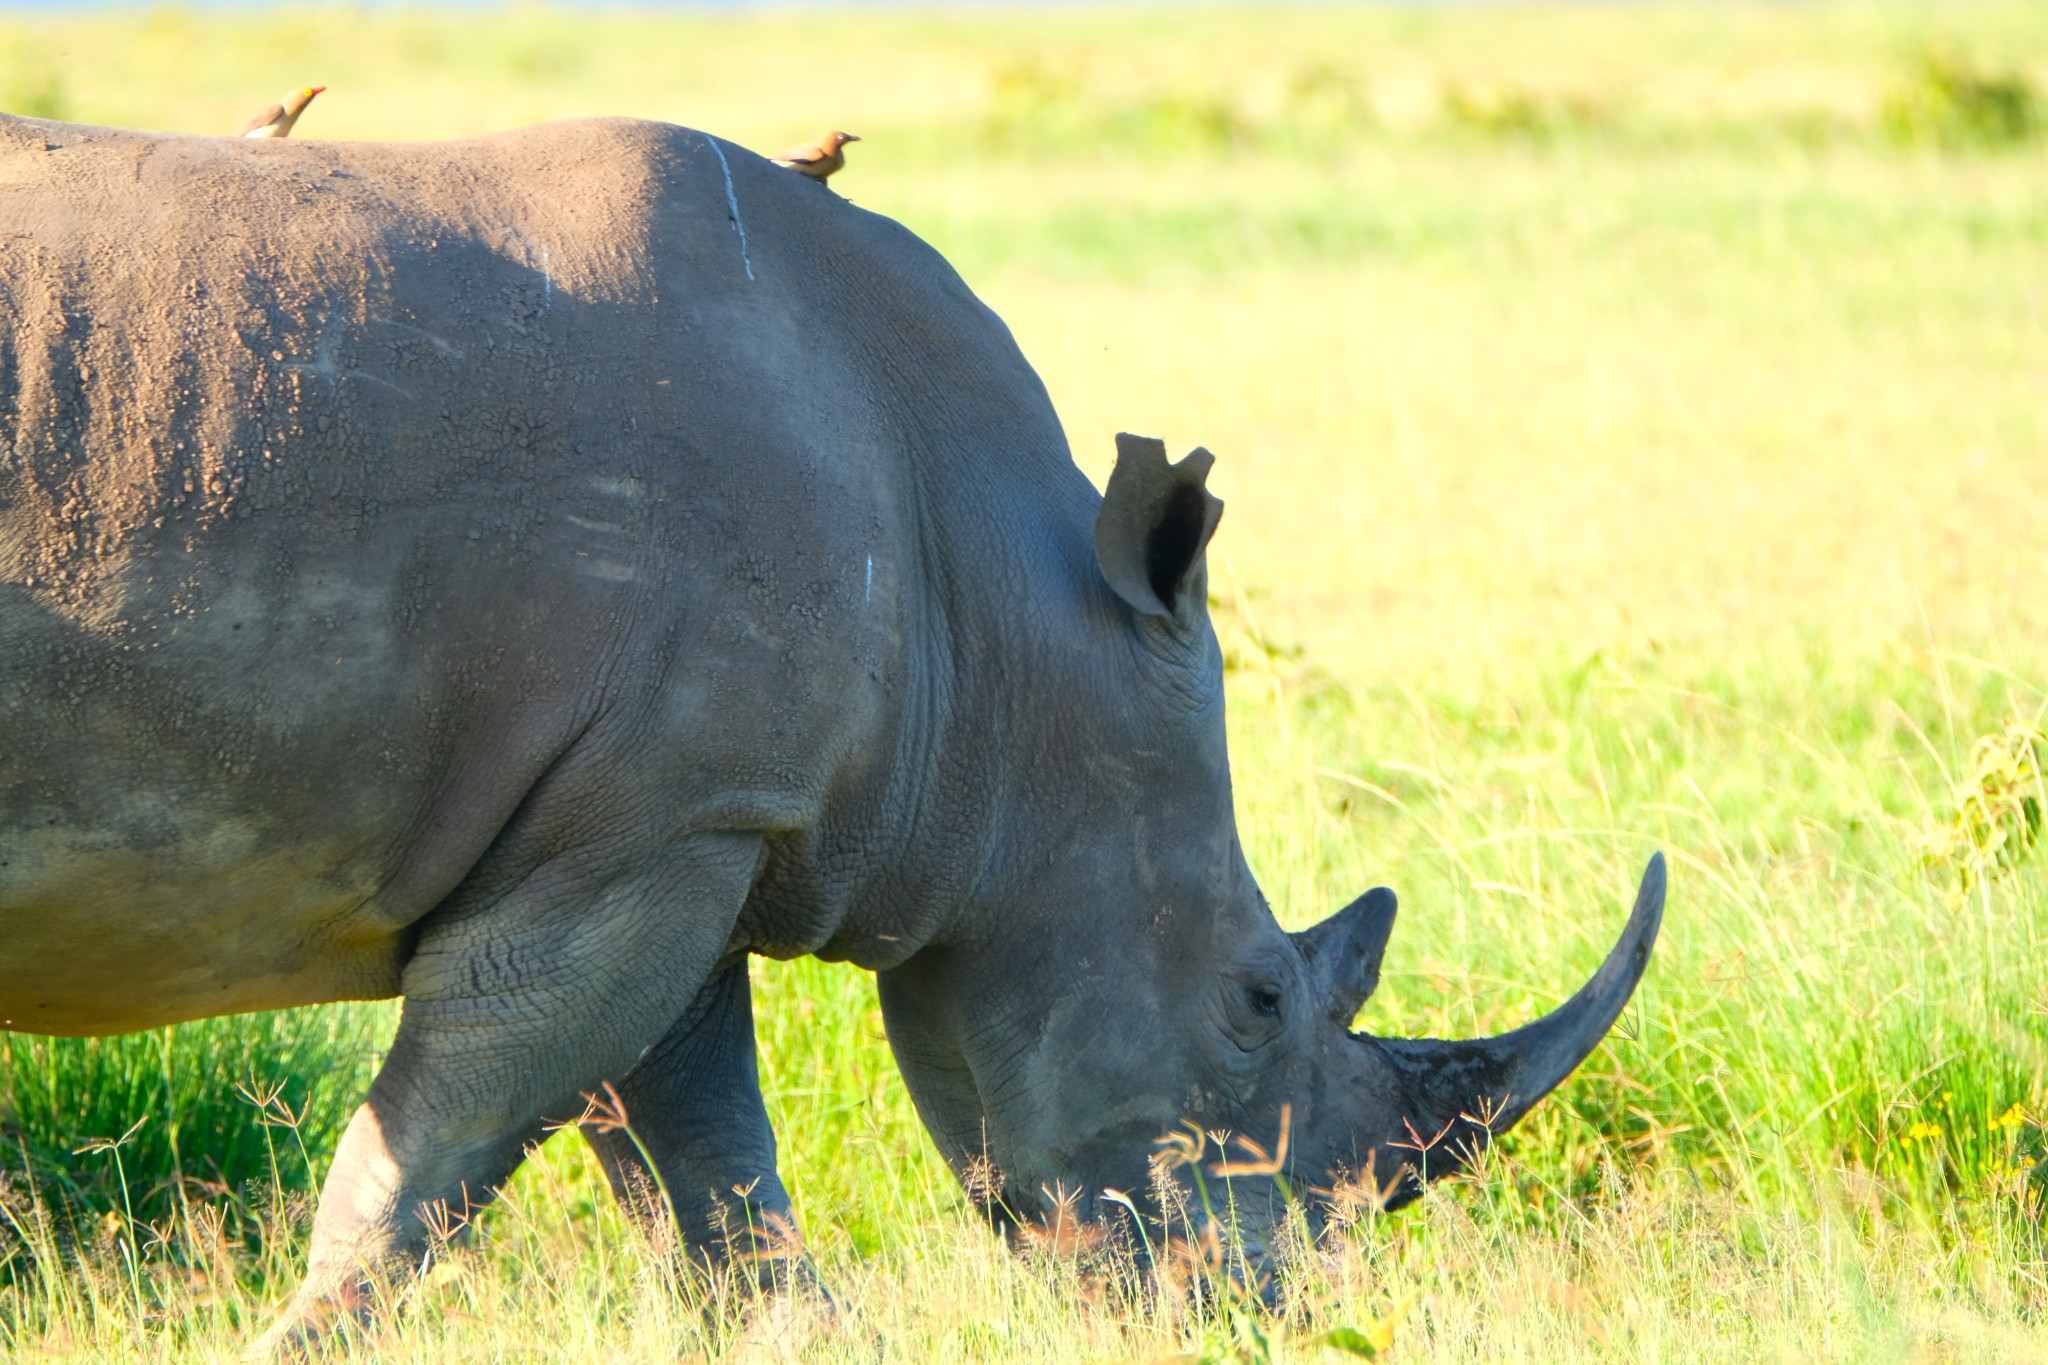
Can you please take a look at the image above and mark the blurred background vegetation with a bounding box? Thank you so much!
[2,2,2048,1359]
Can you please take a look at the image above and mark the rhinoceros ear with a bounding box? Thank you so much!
[1292,886,1397,1026]
[1095,433,1225,618]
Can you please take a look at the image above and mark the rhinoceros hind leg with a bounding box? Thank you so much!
[253,830,764,1358]
[582,956,820,1299]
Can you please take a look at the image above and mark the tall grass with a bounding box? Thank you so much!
[3,1,2048,1360]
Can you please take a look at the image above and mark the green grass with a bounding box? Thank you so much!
[4,2,2048,1360]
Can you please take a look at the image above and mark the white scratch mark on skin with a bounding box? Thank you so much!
[865,554,873,605]
[285,332,416,400]
[504,229,553,307]
[365,318,466,361]
[707,138,756,283]
[344,370,415,399]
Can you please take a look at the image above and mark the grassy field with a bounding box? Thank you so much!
[4,1,2048,1359]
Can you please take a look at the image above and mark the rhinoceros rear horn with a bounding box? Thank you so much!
[1293,885,1398,1025]
[1373,853,1665,1144]
[1095,433,1224,618]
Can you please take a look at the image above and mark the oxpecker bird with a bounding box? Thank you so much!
[772,131,859,183]
[239,86,326,139]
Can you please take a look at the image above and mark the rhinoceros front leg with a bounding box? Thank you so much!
[254,831,764,1356]
[579,958,815,1294]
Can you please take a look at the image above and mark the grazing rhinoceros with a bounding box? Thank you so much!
[0,113,1663,1345]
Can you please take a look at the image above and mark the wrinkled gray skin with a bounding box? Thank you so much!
[0,114,1663,1347]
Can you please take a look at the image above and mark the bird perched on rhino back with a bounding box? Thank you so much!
[772,130,859,183]
[238,85,325,139]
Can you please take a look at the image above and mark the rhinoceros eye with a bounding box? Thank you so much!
[1245,985,1282,1019]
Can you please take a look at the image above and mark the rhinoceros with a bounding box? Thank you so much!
[0,113,1663,1344]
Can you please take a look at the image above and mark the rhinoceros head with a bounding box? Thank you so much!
[876,434,1663,1263]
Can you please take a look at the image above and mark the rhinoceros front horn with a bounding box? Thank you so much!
[1367,852,1665,1156]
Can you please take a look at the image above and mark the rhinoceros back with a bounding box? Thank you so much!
[0,116,1072,1034]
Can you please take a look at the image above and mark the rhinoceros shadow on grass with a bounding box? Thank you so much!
[0,112,1663,1350]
